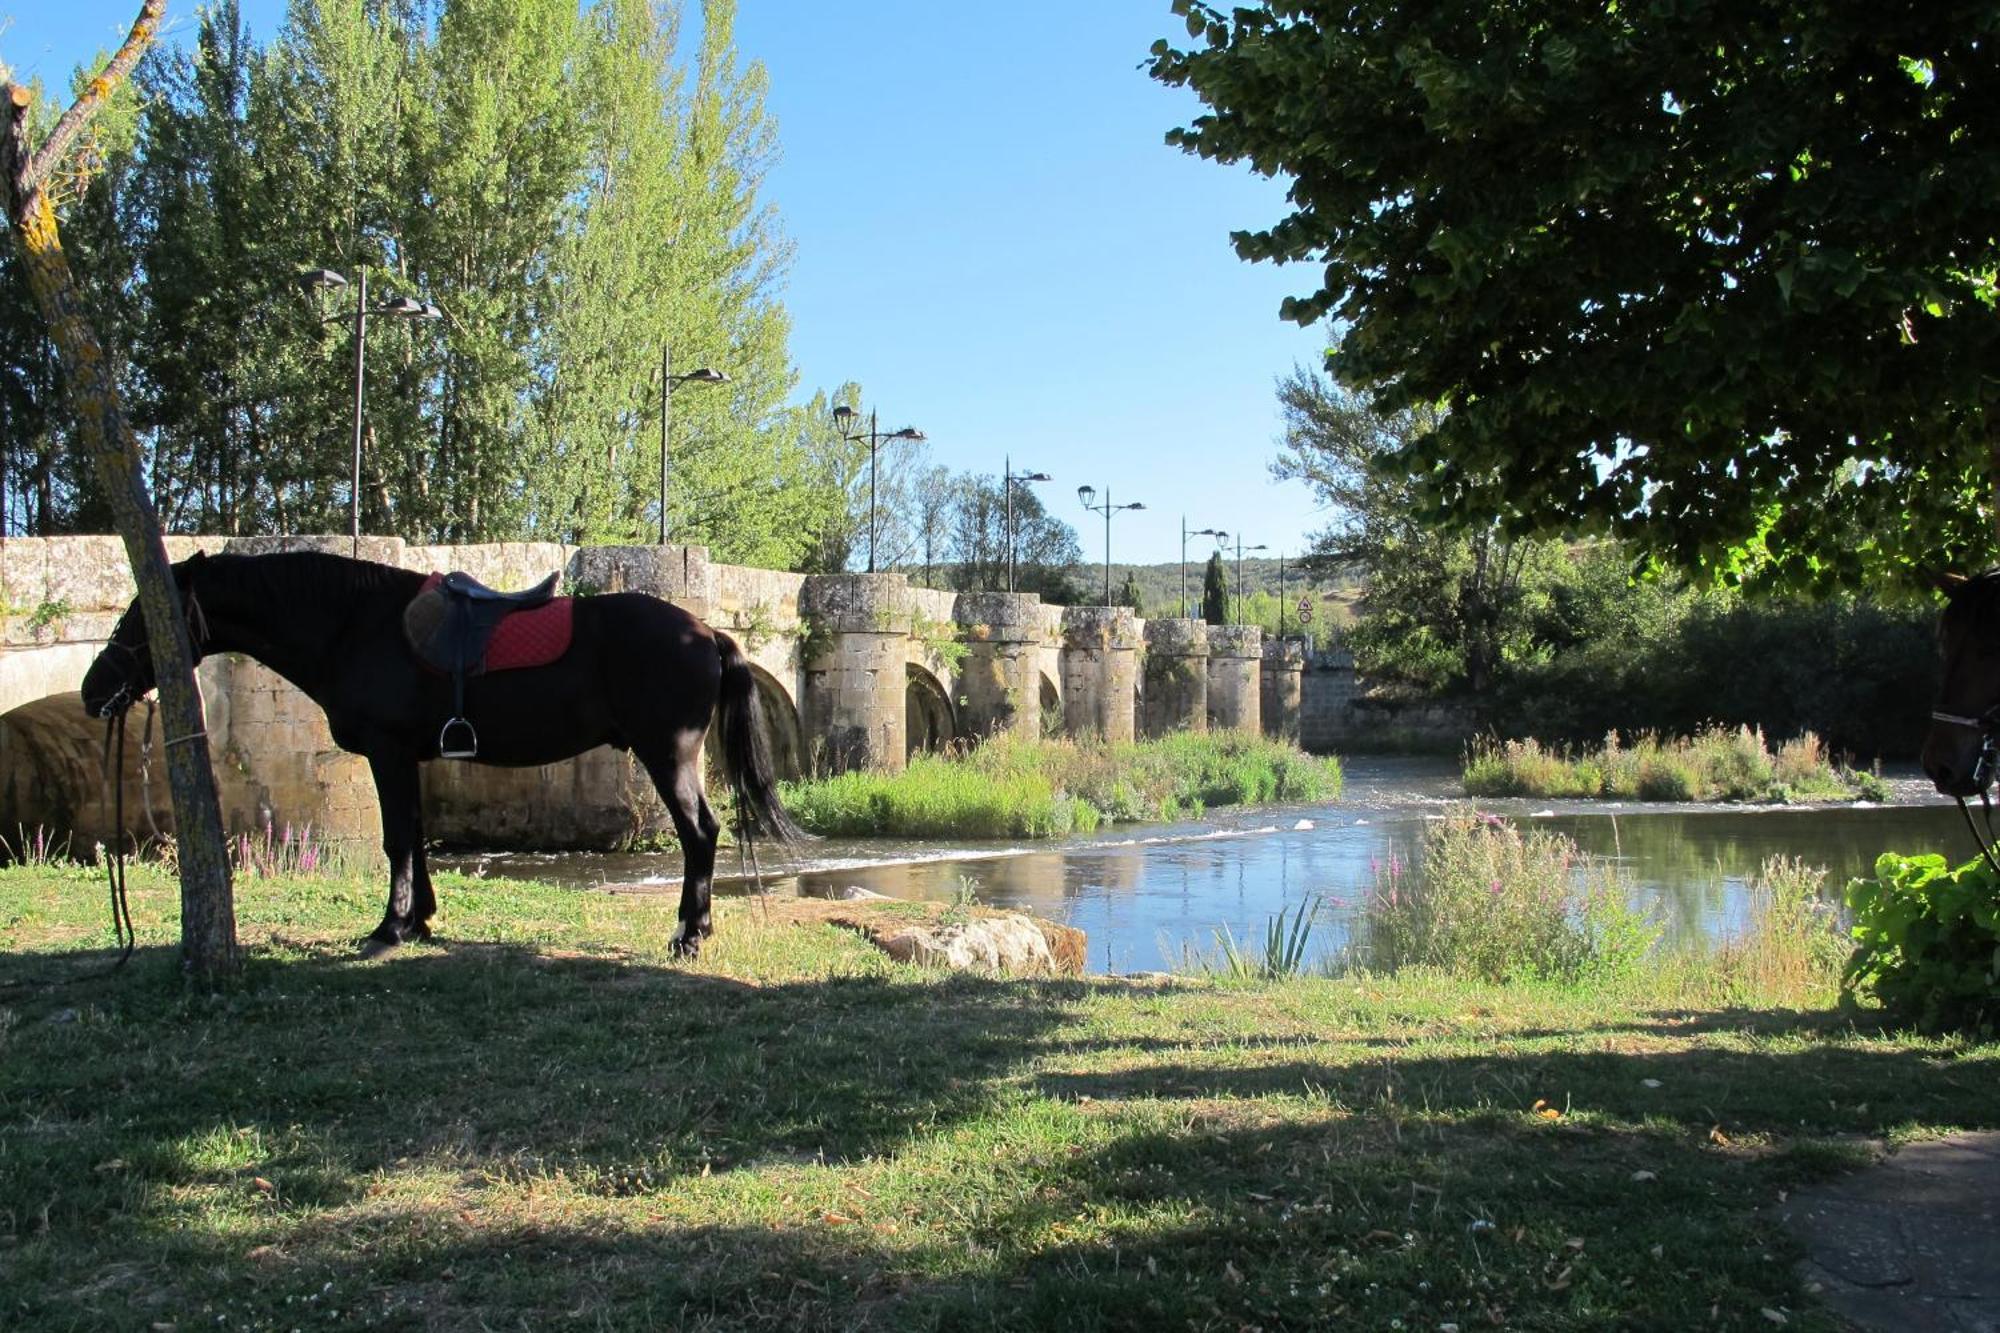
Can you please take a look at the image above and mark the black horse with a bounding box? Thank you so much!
[79,550,796,956]
[1925,570,1999,798]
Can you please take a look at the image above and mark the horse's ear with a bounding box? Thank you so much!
[1933,570,1969,593]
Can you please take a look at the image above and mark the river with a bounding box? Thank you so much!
[437,757,1969,974]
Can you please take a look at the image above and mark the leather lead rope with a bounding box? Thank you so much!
[1957,794,2000,882]
[101,710,136,969]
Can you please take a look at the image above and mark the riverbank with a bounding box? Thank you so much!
[778,732,1342,838]
[4,865,1995,1330]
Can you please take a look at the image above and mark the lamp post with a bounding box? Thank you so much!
[1182,517,1227,618]
[1077,484,1145,607]
[1003,456,1051,592]
[659,347,728,544]
[298,266,443,555]
[832,405,926,573]
[1230,534,1269,625]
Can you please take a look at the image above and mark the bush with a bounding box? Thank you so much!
[1843,852,2000,1033]
[1362,814,1658,982]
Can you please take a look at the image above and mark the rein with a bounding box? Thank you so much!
[1929,707,2000,880]
[100,705,139,970]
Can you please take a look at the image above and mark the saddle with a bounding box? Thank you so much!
[403,571,568,759]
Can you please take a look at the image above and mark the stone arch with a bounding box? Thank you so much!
[0,688,170,857]
[1039,672,1062,738]
[736,662,804,782]
[905,662,955,758]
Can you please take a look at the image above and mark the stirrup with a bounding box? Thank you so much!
[439,716,478,760]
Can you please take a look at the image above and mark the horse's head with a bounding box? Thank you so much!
[80,554,207,719]
[1923,570,2000,796]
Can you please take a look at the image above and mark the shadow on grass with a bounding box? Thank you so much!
[4,939,1995,1330]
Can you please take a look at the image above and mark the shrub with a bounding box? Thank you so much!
[1363,814,1658,982]
[1843,852,2000,1033]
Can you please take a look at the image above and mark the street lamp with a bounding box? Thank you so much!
[298,265,444,555]
[1003,456,1051,593]
[659,347,728,544]
[1077,484,1145,607]
[1229,534,1269,625]
[833,405,926,573]
[1182,518,1227,618]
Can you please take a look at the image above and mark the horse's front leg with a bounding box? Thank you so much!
[362,749,427,955]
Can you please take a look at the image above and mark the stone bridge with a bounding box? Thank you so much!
[0,534,1354,860]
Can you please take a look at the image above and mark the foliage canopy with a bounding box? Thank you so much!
[1153,0,2000,588]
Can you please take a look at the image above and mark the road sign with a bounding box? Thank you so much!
[1297,597,1313,624]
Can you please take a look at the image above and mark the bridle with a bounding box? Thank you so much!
[1929,704,2000,879]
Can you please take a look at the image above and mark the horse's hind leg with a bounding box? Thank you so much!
[637,727,720,959]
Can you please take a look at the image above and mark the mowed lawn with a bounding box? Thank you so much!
[3,864,1995,1331]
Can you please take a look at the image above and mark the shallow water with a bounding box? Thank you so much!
[438,757,1967,974]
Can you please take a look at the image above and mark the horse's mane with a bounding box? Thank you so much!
[201,549,424,607]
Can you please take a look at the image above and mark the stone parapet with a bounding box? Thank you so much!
[1060,605,1141,653]
[568,544,714,614]
[953,590,1044,639]
[1144,617,1209,656]
[801,572,911,636]
[1207,624,1264,661]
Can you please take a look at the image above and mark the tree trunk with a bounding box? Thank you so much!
[3,8,239,980]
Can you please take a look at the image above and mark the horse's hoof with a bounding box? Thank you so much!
[669,935,701,961]
[358,935,399,959]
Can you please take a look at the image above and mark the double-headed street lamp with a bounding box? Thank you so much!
[1003,456,1051,593]
[1077,484,1145,607]
[1230,534,1269,625]
[659,347,728,544]
[298,266,443,555]
[832,405,925,573]
[1182,518,1228,618]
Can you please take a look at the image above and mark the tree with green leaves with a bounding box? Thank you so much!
[2,0,237,979]
[9,0,813,564]
[1273,364,1558,694]
[1153,1,2000,589]
[1201,551,1228,625]
[1117,570,1144,616]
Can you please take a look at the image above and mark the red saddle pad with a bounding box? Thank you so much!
[414,573,575,672]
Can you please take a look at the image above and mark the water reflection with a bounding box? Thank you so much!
[440,759,1966,974]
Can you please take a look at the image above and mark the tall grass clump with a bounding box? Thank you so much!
[1650,856,1851,1007]
[1199,896,1324,980]
[1464,726,1873,803]
[1363,815,1659,982]
[782,733,1341,838]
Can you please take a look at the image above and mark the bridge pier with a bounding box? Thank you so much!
[1260,638,1305,742]
[1206,625,1264,732]
[801,574,910,774]
[1061,607,1140,743]
[952,591,1044,742]
[1141,619,1210,738]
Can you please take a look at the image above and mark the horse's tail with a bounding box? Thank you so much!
[714,630,803,844]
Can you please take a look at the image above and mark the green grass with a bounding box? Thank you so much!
[2,863,1995,1330]
[781,732,1344,838]
[1464,727,1886,803]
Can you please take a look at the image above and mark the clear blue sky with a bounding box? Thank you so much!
[9,1,1332,567]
